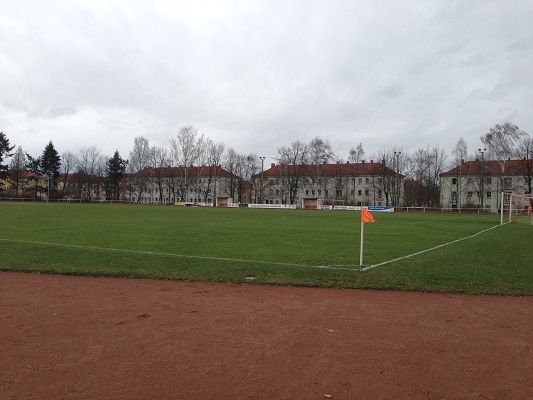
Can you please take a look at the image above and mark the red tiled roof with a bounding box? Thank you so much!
[134,165,235,178]
[441,159,530,176]
[255,161,397,178]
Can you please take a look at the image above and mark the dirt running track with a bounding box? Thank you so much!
[1,272,532,399]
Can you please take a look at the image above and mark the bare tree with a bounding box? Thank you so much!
[277,140,308,204]
[481,122,527,160]
[170,126,205,201]
[76,146,104,200]
[223,148,241,201]
[129,137,150,173]
[148,145,170,204]
[515,135,533,196]
[348,143,365,163]
[372,146,404,207]
[199,138,225,203]
[243,154,261,203]
[8,146,26,196]
[410,145,447,207]
[481,123,528,205]
[59,151,77,198]
[308,137,333,164]
[452,137,468,168]
[128,137,151,202]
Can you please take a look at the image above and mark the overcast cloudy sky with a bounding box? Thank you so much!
[1,0,532,164]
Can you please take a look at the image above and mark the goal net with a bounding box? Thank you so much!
[500,192,533,225]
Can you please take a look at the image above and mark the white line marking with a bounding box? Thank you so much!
[0,238,307,268]
[361,224,501,271]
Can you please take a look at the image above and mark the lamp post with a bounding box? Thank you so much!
[47,174,50,202]
[323,157,328,203]
[394,151,401,207]
[478,148,486,211]
[259,156,265,204]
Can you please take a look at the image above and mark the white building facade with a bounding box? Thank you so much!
[127,165,239,206]
[252,161,404,208]
[440,159,533,212]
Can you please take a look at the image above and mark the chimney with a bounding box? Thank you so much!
[370,160,373,163]
[382,159,385,165]
[271,163,275,168]
[461,159,464,164]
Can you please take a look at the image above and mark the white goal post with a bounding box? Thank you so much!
[500,192,533,225]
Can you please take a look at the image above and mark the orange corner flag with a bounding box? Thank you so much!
[361,208,375,223]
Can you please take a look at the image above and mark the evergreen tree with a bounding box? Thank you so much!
[106,150,128,200]
[39,142,61,199]
[41,141,61,178]
[0,132,15,192]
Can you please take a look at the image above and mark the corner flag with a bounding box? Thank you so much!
[360,208,375,271]
[361,208,375,223]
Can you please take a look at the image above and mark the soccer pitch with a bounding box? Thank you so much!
[1,202,531,295]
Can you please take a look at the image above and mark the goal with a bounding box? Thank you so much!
[316,198,345,210]
[500,192,533,225]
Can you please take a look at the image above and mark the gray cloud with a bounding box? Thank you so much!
[1,0,532,163]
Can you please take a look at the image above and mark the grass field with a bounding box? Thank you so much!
[1,202,531,295]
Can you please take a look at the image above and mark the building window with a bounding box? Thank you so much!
[485,177,492,184]
[452,178,457,185]
[365,190,369,196]
[467,177,473,184]
[305,190,309,195]
[336,189,342,196]
[358,178,362,184]
[486,191,491,198]
[467,191,473,198]
[365,178,370,184]
[503,178,512,189]
[358,190,362,196]
[378,190,382,198]
[351,189,355,195]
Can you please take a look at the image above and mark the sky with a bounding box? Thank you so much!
[1,0,532,166]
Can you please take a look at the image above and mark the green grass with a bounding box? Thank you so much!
[1,202,531,295]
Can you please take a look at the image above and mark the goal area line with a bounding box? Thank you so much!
[360,224,502,272]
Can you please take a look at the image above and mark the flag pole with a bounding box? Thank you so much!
[359,219,364,272]
[359,207,375,272]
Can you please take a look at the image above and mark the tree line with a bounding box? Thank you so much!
[1,122,531,205]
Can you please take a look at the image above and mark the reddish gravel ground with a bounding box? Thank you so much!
[1,271,532,399]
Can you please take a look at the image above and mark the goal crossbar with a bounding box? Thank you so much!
[500,192,533,225]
